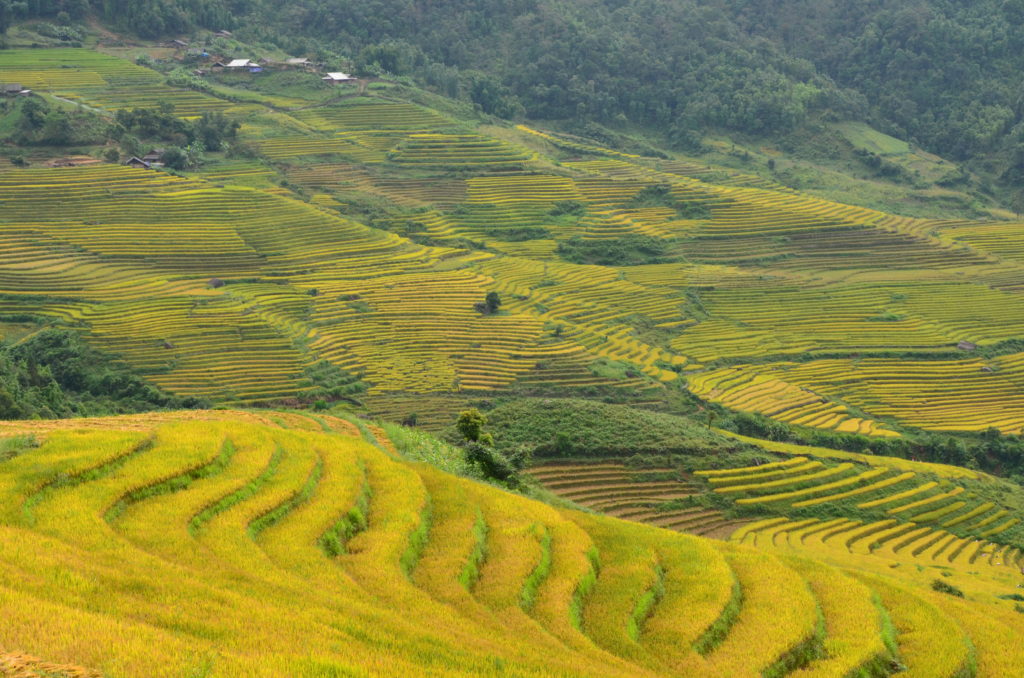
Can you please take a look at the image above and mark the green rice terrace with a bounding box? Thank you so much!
[0,30,1024,678]
[2,46,1024,441]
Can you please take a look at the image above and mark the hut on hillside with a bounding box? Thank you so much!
[322,72,356,84]
[142,149,166,165]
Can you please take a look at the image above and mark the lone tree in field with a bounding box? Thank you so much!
[456,408,492,446]
[455,408,518,483]
[484,291,502,314]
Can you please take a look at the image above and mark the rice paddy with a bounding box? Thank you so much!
[0,410,1019,676]
[2,31,1024,678]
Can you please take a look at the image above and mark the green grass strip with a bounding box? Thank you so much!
[520,524,553,612]
[570,546,601,631]
[627,562,666,641]
[693,573,743,655]
[399,496,433,578]
[105,439,236,523]
[22,434,154,524]
[249,455,323,538]
[319,464,372,557]
[0,434,37,463]
[762,601,826,678]
[458,509,488,590]
[189,445,284,535]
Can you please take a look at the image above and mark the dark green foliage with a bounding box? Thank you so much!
[454,407,522,484]
[482,398,740,458]
[557,235,676,266]
[931,579,965,598]
[492,226,551,241]
[98,0,233,38]
[114,107,239,151]
[8,1,1024,183]
[627,184,711,219]
[194,112,241,152]
[3,97,109,147]
[484,291,502,315]
[302,360,365,405]
[0,1,87,35]
[464,441,517,482]
[115,105,191,144]
[456,408,488,443]
[465,70,523,118]
[34,20,85,42]
[549,200,585,217]
[161,146,187,170]
[0,328,205,419]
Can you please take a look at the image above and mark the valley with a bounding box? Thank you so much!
[0,20,1022,678]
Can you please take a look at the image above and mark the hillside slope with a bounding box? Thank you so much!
[0,411,1021,676]
[1,46,1024,445]
[18,0,1022,199]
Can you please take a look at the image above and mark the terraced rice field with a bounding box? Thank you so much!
[5,45,1024,435]
[528,462,743,538]
[533,444,1024,593]
[702,451,1024,591]
[1,411,1021,676]
[0,49,251,116]
[293,99,453,130]
[389,134,534,169]
[691,354,1024,434]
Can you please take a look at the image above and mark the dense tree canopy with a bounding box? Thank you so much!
[0,329,204,418]
[6,1,1024,171]
[242,0,1024,169]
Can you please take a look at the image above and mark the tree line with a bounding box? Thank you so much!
[7,0,1024,177]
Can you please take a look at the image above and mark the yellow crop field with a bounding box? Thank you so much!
[1,45,1023,438]
[3,30,1024,678]
[719,432,984,480]
[1,411,1023,676]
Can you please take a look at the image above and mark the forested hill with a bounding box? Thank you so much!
[5,1,1024,182]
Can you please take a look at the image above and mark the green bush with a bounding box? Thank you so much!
[556,235,677,266]
[481,398,740,459]
[0,328,205,419]
[931,579,965,598]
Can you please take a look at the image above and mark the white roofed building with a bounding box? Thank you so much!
[322,72,357,84]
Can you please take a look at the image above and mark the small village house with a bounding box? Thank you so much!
[2,84,31,96]
[124,157,152,170]
[142,149,166,166]
[322,72,356,84]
